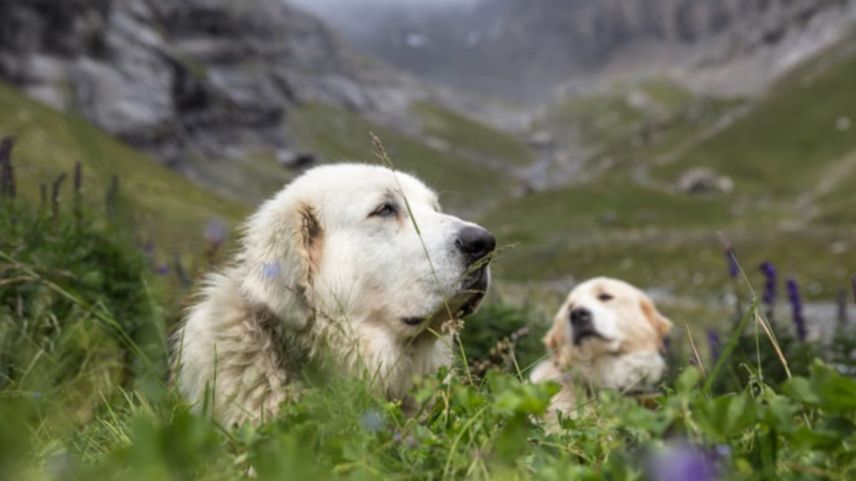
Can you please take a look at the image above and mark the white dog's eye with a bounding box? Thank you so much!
[598,293,614,301]
[369,202,398,218]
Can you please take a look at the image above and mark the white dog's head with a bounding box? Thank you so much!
[543,277,673,387]
[239,163,495,339]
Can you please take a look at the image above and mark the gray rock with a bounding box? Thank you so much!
[678,167,734,195]
[0,0,420,181]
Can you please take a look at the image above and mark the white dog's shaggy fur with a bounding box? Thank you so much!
[530,277,673,417]
[175,164,495,426]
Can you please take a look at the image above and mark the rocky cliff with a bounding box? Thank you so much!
[0,0,421,168]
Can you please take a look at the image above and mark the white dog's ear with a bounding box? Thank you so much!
[240,198,324,329]
[640,295,673,338]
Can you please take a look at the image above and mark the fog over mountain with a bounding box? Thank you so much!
[289,0,856,102]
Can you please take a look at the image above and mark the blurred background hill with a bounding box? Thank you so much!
[1,0,854,334]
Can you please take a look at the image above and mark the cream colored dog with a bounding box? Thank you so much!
[530,277,673,416]
[175,164,495,426]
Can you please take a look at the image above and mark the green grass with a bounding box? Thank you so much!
[651,49,856,196]
[290,102,521,213]
[4,58,856,477]
[182,148,297,205]
[4,200,856,480]
[482,177,733,244]
[412,102,534,167]
[0,80,248,254]
[540,79,719,152]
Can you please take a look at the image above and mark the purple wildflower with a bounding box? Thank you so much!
[724,247,739,279]
[262,262,281,279]
[50,172,67,219]
[648,444,719,481]
[0,136,15,200]
[140,241,155,264]
[155,263,170,276]
[707,329,721,363]
[73,162,83,224]
[759,262,777,322]
[204,220,227,247]
[787,277,806,342]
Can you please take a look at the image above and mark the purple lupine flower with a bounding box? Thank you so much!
[707,329,721,363]
[760,262,777,305]
[155,263,170,276]
[759,262,778,323]
[0,136,15,200]
[73,162,83,223]
[648,444,719,481]
[787,277,806,342]
[724,247,739,279]
[50,172,67,218]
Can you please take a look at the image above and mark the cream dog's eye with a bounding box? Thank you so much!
[598,293,613,301]
[370,202,398,218]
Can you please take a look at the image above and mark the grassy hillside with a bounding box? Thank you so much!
[484,41,856,327]
[290,102,528,214]
[0,81,248,255]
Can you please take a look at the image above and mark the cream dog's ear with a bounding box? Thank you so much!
[639,294,673,339]
[542,309,568,353]
[240,195,324,329]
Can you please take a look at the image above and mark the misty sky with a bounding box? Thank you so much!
[289,0,477,13]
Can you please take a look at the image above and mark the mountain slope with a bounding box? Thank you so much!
[481,34,856,328]
[0,80,247,255]
[0,0,421,189]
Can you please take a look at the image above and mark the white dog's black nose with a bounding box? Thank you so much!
[570,307,593,329]
[455,226,496,264]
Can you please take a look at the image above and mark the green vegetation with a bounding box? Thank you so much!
[0,81,247,255]
[4,191,856,480]
[413,101,533,167]
[1,21,856,481]
[290,102,521,213]
[652,51,856,196]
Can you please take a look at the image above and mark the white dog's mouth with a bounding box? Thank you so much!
[402,266,490,327]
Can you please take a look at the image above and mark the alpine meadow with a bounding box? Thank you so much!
[2,1,856,480]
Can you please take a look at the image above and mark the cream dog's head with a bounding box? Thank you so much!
[543,277,673,389]
[240,163,494,339]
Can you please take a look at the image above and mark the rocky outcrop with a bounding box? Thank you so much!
[0,0,420,166]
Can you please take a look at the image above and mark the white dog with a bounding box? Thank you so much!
[175,164,495,426]
[530,277,673,417]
